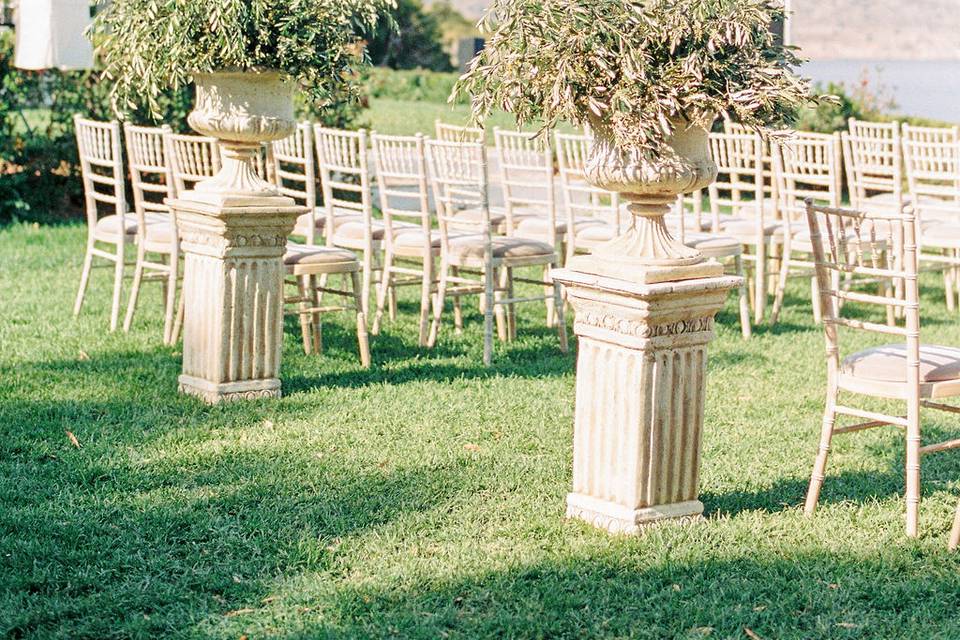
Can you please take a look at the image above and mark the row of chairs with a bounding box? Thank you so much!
[72,117,574,365]
[698,119,960,327]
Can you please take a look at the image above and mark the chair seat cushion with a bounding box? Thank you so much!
[575,223,617,244]
[144,222,175,245]
[841,343,960,383]
[515,215,605,236]
[717,218,784,238]
[332,219,416,243]
[294,209,363,235]
[922,222,960,249]
[662,213,711,231]
[393,229,441,250]
[448,235,555,261]
[452,206,539,231]
[683,232,741,256]
[284,243,358,266]
[94,214,138,237]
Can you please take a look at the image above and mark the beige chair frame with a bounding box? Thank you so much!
[122,123,183,344]
[165,133,221,197]
[370,132,437,345]
[770,132,843,324]
[435,120,484,144]
[314,126,383,319]
[804,201,960,537]
[73,116,131,332]
[425,139,568,365]
[554,131,622,258]
[707,130,773,324]
[902,123,960,310]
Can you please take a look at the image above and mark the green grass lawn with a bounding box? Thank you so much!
[4,221,960,639]
[365,98,575,142]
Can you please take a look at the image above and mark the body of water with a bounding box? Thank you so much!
[803,59,960,123]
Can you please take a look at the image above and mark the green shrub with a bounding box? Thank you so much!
[365,67,462,104]
[366,0,454,72]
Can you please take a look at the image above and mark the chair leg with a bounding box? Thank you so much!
[770,250,790,325]
[371,249,393,336]
[804,396,837,516]
[507,267,517,341]
[74,242,95,317]
[544,264,556,328]
[734,255,751,339]
[123,244,147,333]
[361,248,373,322]
[352,271,371,368]
[553,279,568,353]
[297,276,312,355]
[417,257,433,347]
[483,264,495,366]
[949,500,960,551]
[810,276,822,324]
[109,250,125,332]
[310,274,322,355]
[163,252,179,345]
[427,259,448,348]
[171,288,185,345]
[494,267,509,342]
[905,408,922,538]
[451,266,464,334]
[754,241,767,324]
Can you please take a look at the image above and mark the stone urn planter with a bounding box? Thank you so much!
[571,114,721,283]
[169,69,304,403]
[186,70,297,207]
[552,112,741,533]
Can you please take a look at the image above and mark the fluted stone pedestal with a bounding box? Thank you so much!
[553,263,740,533]
[170,197,303,404]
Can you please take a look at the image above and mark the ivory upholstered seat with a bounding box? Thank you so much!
[803,202,960,538]
[332,219,416,243]
[682,232,742,258]
[284,244,359,267]
[446,234,555,263]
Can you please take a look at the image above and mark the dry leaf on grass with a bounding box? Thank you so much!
[78,350,90,361]
[463,443,481,452]
[65,430,81,448]
[744,628,764,640]
[225,608,254,617]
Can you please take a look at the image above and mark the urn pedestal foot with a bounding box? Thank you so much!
[552,267,741,534]
[168,196,303,404]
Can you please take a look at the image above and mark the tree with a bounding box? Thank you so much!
[365,0,453,72]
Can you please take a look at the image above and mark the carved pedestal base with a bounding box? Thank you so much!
[169,195,303,404]
[552,267,741,533]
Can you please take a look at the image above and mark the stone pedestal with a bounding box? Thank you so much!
[553,264,740,533]
[170,197,303,403]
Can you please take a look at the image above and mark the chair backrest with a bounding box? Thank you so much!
[165,133,221,197]
[554,131,621,231]
[425,139,490,256]
[313,126,374,246]
[272,123,319,243]
[371,132,432,246]
[124,123,174,234]
[773,131,843,222]
[841,118,904,213]
[494,127,556,241]
[74,115,126,231]
[707,130,766,233]
[435,120,484,144]
[901,123,960,221]
[805,201,919,397]
[724,120,778,204]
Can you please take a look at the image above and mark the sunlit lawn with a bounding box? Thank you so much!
[4,213,960,638]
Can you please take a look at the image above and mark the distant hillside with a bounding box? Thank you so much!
[431,0,960,61]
